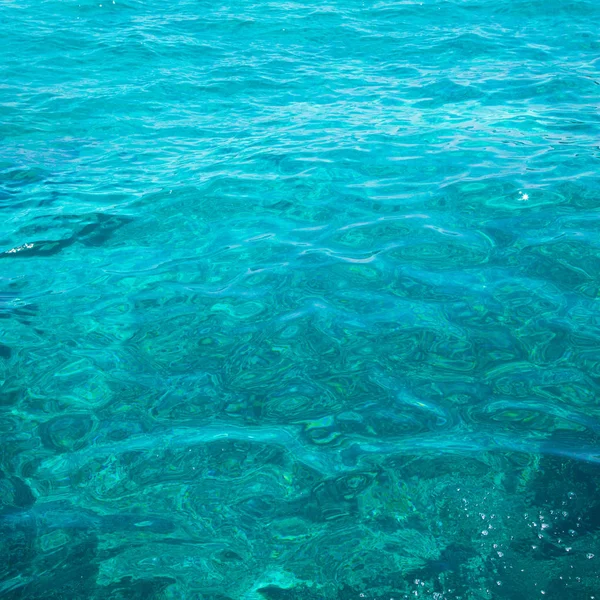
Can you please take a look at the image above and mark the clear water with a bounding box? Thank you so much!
[1,0,600,598]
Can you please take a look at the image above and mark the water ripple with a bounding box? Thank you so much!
[2,0,600,597]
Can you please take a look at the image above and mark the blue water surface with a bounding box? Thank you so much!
[1,0,600,598]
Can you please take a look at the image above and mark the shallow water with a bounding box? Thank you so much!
[1,0,600,598]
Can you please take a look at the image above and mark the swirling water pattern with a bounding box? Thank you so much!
[1,0,600,598]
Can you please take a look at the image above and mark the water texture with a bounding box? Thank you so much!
[1,0,600,598]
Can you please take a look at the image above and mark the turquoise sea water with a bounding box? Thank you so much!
[2,0,600,598]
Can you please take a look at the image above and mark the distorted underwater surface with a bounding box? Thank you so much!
[1,0,600,598]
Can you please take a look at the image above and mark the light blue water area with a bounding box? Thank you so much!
[1,0,600,598]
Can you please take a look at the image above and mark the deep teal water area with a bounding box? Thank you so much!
[1,0,600,598]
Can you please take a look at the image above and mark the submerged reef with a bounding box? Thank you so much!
[2,423,600,599]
